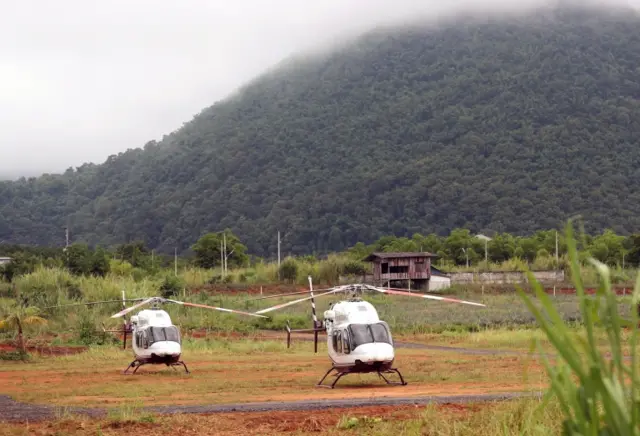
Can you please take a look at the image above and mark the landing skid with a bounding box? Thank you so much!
[316,366,407,389]
[122,359,190,374]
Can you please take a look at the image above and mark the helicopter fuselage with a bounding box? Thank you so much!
[129,309,182,364]
[323,300,395,372]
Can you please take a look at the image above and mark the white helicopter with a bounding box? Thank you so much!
[253,277,486,388]
[46,292,267,374]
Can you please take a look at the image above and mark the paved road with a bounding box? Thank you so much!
[0,391,539,423]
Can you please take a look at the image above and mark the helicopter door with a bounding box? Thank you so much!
[135,331,143,348]
[141,330,149,349]
[341,329,351,354]
[331,330,351,354]
[332,331,342,353]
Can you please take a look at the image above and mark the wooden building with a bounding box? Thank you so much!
[362,252,439,290]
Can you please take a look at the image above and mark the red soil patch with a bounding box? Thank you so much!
[0,342,87,356]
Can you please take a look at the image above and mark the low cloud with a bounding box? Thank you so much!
[0,0,637,177]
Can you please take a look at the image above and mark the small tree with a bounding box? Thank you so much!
[0,305,47,359]
[279,258,298,283]
[192,230,249,269]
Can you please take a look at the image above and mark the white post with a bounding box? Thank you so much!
[223,232,227,274]
[220,239,224,276]
[553,285,556,297]
[484,240,488,263]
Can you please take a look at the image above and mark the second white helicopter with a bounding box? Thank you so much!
[254,277,486,388]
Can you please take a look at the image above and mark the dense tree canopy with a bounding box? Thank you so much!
[1,5,640,256]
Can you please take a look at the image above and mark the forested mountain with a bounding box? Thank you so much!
[2,3,640,257]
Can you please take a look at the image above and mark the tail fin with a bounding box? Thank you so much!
[308,276,319,329]
[283,276,325,353]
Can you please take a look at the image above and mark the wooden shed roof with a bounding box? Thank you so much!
[362,252,439,262]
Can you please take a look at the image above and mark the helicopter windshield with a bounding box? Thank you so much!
[347,322,392,349]
[147,326,181,345]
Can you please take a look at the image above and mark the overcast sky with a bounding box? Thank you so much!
[1,0,638,179]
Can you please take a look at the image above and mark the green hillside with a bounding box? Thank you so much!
[1,4,640,257]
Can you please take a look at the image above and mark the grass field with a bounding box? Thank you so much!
[4,290,635,348]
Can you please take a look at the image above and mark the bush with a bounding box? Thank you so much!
[318,257,341,285]
[159,275,184,299]
[341,260,367,276]
[279,258,298,283]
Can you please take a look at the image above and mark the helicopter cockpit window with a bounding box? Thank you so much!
[348,322,392,349]
[369,322,392,344]
[147,326,181,345]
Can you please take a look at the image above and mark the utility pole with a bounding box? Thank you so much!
[484,240,488,263]
[220,239,224,276]
[63,226,70,264]
[174,247,177,277]
[223,232,227,275]
[555,231,559,264]
[277,231,281,270]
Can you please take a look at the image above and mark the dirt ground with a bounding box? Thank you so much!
[0,402,488,435]
[0,333,545,434]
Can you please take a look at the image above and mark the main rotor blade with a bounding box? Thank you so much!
[110,297,158,318]
[43,299,146,310]
[245,287,336,302]
[254,287,346,315]
[166,300,269,318]
[366,286,486,307]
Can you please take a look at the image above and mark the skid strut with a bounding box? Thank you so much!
[123,359,190,374]
[316,366,407,389]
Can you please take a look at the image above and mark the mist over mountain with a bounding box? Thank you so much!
[1,3,640,257]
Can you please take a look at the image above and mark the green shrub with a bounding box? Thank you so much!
[279,258,298,283]
[341,260,367,276]
[159,275,184,299]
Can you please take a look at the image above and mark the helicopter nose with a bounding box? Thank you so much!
[355,343,394,362]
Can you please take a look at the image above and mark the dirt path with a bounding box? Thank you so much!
[0,392,537,423]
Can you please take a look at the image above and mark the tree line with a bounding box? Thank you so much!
[2,227,640,284]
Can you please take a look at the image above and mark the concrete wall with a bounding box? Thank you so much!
[449,270,564,285]
[429,275,451,290]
